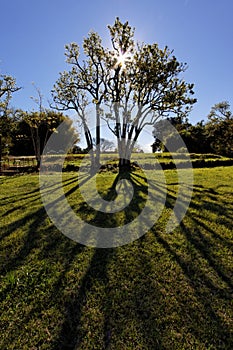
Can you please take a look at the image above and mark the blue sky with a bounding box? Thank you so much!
[1,0,233,150]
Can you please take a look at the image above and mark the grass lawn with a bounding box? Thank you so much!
[0,166,233,349]
[62,152,233,172]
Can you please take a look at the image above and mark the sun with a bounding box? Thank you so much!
[114,50,132,71]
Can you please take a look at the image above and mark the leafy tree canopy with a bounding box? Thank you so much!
[52,17,196,170]
[206,101,233,157]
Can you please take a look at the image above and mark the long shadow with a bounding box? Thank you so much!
[50,171,169,349]
[179,186,233,291]
[0,187,40,206]
[51,239,165,349]
[40,173,93,212]
[69,170,149,229]
[1,194,41,218]
[45,171,146,348]
[191,215,233,248]
[151,226,232,348]
[103,169,148,201]
[147,179,233,348]
[1,211,86,350]
[51,248,113,350]
[111,237,164,349]
[0,174,78,217]
[0,174,83,268]
[2,170,233,349]
[0,206,48,273]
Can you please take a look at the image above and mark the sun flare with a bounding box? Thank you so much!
[114,50,131,71]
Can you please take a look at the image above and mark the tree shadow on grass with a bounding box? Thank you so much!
[49,171,165,349]
[148,180,233,349]
[0,175,88,349]
[50,242,165,350]
[68,170,149,230]
[152,229,232,348]
[51,248,114,350]
[1,171,233,349]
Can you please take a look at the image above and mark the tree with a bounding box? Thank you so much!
[104,18,196,169]
[19,85,78,170]
[93,137,115,153]
[0,74,21,169]
[15,110,78,169]
[152,116,191,152]
[132,141,143,153]
[152,117,213,154]
[52,18,196,172]
[0,74,20,112]
[205,101,233,157]
[184,121,211,154]
[52,32,108,172]
[152,103,233,156]
[0,74,21,135]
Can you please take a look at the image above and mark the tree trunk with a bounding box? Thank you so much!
[82,121,96,174]
[95,104,101,170]
[29,127,41,171]
[36,156,41,171]
[0,133,2,173]
[35,129,41,171]
[118,158,131,172]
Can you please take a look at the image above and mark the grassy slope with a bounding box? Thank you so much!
[0,166,233,349]
[63,153,233,171]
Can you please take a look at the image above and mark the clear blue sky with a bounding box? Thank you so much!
[1,0,233,150]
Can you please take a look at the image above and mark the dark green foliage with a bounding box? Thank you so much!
[152,102,233,157]
[10,111,78,158]
[206,101,233,157]
[0,74,21,165]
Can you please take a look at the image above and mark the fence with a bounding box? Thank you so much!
[0,156,37,175]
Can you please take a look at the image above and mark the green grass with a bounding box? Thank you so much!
[0,166,233,349]
[2,153,232,174]
[62,153,233,171]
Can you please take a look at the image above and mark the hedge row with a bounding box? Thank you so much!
[62,158,233,172]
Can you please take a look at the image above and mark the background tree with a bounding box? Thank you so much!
[0,74,21,169]
[185,121,211,154]
[152,117,211,153]
[0,74,20,114]
[93,137,115,153]
[205,101,233,157]
[152,116,191,152]
[22,85,77,170]
[152,102,233,156]
[13,110,78,168]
